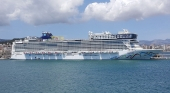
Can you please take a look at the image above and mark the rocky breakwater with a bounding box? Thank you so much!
[0,44,11,59]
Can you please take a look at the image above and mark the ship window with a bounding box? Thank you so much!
[129,35,132,38]
[117,35,119,38]
[122,35,125,38]
[120,35,122,38]
[43,33,46,36]
[124,35,127,38]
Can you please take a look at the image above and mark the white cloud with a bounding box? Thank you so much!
[0,0,83,25]
[1,0,170,26]
[82,0,170,21]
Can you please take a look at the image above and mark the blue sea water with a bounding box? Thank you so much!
[0,60,170,93]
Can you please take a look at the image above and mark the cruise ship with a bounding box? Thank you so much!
[11,29,162,60]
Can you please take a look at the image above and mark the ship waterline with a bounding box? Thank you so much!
[11,30,162,60]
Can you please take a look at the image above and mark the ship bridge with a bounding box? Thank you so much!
[88,29,137,40]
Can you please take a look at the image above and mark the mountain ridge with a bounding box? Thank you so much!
[139,39,170,45]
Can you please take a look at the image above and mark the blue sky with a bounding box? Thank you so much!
[0,0,170,40]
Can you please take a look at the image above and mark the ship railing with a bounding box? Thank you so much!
[15,40,23,43]
[23,50,119,54]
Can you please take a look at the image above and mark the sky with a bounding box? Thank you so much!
[0,0,170,40]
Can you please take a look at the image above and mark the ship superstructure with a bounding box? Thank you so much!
[11,30,162,60]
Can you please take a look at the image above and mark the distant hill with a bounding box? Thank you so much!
[0,39,12,44]
[0,38,24,44]
[0,39,9,42]
[139,39,170,45]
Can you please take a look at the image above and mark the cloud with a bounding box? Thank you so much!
[0,0,17,25]
[1,0,170,26]
[82,0,170,21]
[0,0,83,25]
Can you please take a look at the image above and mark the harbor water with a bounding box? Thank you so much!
[0,60,170,93]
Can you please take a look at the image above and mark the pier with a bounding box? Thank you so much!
[151,52,170,59]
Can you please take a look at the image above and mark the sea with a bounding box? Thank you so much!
[0,60,170,93]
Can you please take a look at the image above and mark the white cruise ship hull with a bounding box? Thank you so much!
[11,49,162,60]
